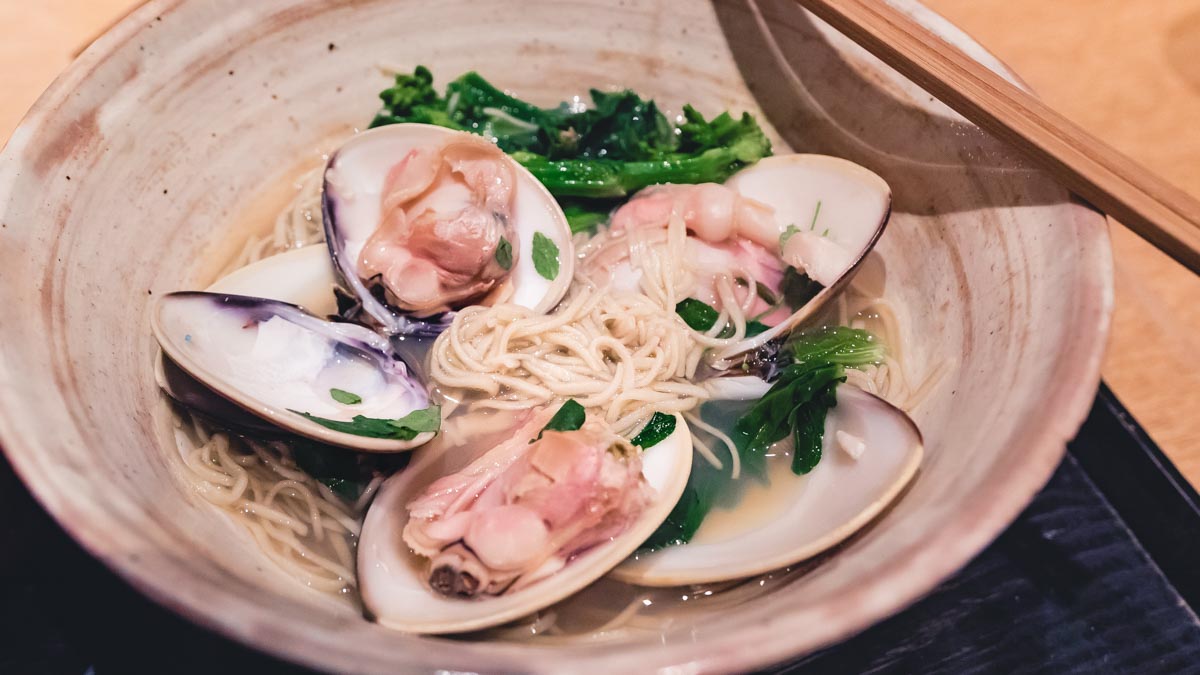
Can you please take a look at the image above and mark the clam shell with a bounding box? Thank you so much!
[323,124,575,335]
[612,386,923,586]
[358,414,693,634]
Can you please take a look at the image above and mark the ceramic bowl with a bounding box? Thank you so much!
[0,0,1111,672]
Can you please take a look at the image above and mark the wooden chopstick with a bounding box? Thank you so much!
[792,0,1200,276]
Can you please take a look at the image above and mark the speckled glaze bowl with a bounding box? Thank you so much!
[0,0,1111,672]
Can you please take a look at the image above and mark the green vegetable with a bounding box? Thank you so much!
[290,441,369,501]
[675,298,720,331]
[630,412,676,449]
[371,67,772,201]
[779,267,824,309]
[640,452,727,551]
[643,328,882,550]
[561,200,612,234]
[745,320,771,337]
[290,405,441,440]
[790,326,885,369]
[735,328,882,477]
[675,297,771,338]
[329,388,362,405]
[495,236,514,270]
[531,232,560,280]
[809,200,823,230]
[779,224,801,251]
[536,399,586,439]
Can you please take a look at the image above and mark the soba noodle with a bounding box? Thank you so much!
[165,159,944,628]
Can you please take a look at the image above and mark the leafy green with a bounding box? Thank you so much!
[329,388,362,405]
[561,200,613,234]
[735,328,882,478]
[675,297,772,338]
[779,267,824,309]
[643,328,883,550]
[371,67,772,202]
[290,441,370,501]
[779,224,801,251]
[290,406,441,440]
[630,412,676,449]
[745,320,771,337]
[536,399,586,440]
[495,236,513,271]
[532,232,560,280]
[675,298,720,331]
[640,450,727,551]
[790,326,885,369]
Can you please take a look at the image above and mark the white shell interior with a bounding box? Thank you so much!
[715,155,892,360]
[152,293,433,453]
[207,244,338,315]
[359,414,693,634]
[613,386,923,586]
[325,124,574,317]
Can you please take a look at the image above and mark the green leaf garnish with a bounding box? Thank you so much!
[329,388,362,405]
[809,200,823,230]
[675,298,720,331]
[532,232,560,280]
[535,399,586,440]
[630,412,676,449]
[495,236,513,271]
[745,320,771,337]
[290,405,441,440]
[779,224,801,251]
[677,297,772,338]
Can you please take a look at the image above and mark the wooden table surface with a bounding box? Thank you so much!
[3,0,1198,479]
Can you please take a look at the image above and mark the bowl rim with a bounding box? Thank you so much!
[0,0,1113,672]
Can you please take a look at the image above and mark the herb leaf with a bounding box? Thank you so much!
[495,236,513,271]
[779,224,801,251]
[675,298,719,331]
[329,388,363,405]
[291,406,441,440]
[536,399,586,440]
[745,320,771,337]
[630,412,676,449]
[532,232,560,280]
[677,297,771,338]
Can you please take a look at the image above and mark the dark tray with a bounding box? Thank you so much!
[3,383,1199,674]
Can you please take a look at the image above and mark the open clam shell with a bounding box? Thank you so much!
[612,386,921,586]
[152,291,433,453]
[358,413,693,634]
[713,154,892,363]
[323,123,574,336]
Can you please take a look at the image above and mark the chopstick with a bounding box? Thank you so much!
[792,0,1200,276]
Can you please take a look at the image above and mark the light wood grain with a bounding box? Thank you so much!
[917,0,1200,488]
[795,0,1200,275]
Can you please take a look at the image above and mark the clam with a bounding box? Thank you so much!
[151,292,434,452]
[322,123,574,336]
[358,410,693,634]
[611,385,922,586]
[206,243,338,315]
[714,154,891,363]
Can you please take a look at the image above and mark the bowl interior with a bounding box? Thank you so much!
[0,0,1110,672]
